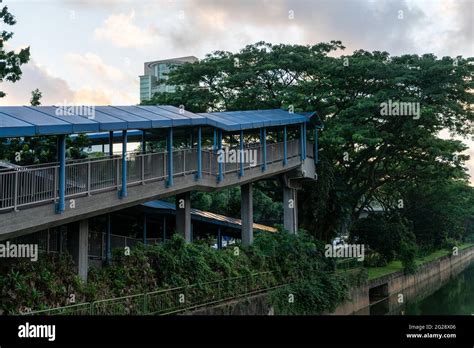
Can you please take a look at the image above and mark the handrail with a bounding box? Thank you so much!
[21,271,291,316]
[0,141,307,213]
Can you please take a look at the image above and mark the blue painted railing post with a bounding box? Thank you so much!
[283,126,287,166]
[239,129,244,177]
[303,122,307,159]
[217,129,223,182]
[119,130,128,198]
[143,214,147,245]
[196,126,202,180]
[314,126,319,164]
[213,128,217,152]
[55,134,66,213]
[167,128,174,187]
[108,131,114,156]
[300,123,305,160]
[261,127,267,172]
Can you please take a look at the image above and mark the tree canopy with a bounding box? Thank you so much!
[146,41,474,253]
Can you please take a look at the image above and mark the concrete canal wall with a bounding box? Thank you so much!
[331,245,474,315]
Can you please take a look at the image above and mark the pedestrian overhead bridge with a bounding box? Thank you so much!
[0,106,321,248]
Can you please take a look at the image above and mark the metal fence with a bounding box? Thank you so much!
[0,140,306,212]
[23,271,290,316]
[9,229,152,259]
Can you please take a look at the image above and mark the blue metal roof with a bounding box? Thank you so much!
[0,106,314,137]
[200,109,311,131]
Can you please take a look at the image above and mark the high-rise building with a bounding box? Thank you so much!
[139,56,198,102]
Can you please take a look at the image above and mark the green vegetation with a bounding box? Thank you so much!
[146,41,474,274]
[0,232,352,315]
[367,243,474,280]
[0,0,30,100]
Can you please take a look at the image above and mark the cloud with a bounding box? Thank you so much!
[65,52,126,82]
[94,10,159,48]
[63,52,138,104]
[130,0,471,57]
[0,61,75,106]
[0,60,112,106]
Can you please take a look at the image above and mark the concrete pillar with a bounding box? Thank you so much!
[241,183,253,246]
[283,186,298,233]
[68,220,89,282]
[106,213,111,264]
[176,192,191,242]
[217,227,222,249]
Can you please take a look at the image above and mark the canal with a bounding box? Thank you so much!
[368,262,474,315]
[403,263,474,315]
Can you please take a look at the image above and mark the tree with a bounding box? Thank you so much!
[30,88,42,106]
[0,0,30,99]
[146,42,473,244]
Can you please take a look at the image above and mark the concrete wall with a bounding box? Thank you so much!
[332,246,474,315]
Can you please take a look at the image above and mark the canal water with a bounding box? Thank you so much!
[403,263,474,315]
[368,263,474,315]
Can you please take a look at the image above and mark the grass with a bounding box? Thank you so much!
[367,243,474,281]
[367,261,403,280]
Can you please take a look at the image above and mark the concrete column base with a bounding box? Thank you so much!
[67,219,89,282]
[176,192,192,242]
[241,183,254,246]
[283,186,298,233]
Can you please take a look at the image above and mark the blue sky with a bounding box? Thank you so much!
[1,0,473,182]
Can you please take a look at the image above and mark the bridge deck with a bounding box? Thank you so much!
[0,140,313,239]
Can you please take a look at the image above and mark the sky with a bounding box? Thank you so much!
[0,0,473,182]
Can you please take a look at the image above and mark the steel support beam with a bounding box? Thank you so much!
[239,129,244,177]
[196,126,202,180]
[167,128,174,187]
[261,128,267,172]
[119,130,128,198]
[283,125,287,166]
[217,129,223,182]
[314,126,320,164]
[55,134,66,214]
[141,130,146,154]
[108,131,114,156]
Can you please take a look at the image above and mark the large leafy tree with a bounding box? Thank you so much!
[0,0,30,98]
[147,41,473,244]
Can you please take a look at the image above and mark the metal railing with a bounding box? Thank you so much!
[22,271,290,316]
[0,140,307,213]
[9,229,159,259]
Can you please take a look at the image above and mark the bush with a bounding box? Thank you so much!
[400,240,418,275]
[1,232,351,315]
